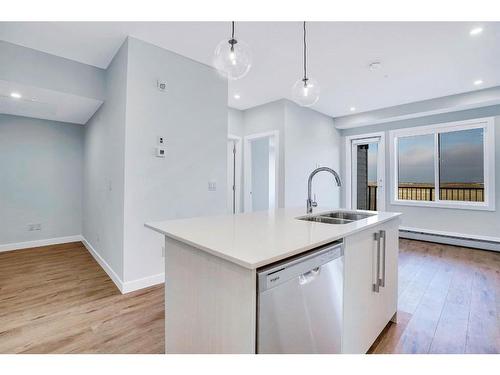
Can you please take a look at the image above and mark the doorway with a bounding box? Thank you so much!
[345,133,385,211]
[227,135,242,214]
[243,131,280,212]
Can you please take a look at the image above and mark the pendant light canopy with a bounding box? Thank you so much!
[214,21,252,80]
[291,22,320,107]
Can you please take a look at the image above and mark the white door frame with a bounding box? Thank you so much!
[243,130,280,212]
[345,132,386,211]
[228,134,243,214]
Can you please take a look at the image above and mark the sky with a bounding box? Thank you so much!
[367,143,378,183]
[398,128,484,184]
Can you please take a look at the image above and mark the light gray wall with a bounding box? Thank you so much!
[284,100,342,208]
[122,37,228,282]
[0,114,83,245]
[0,40,105,100]
[228,108,244,137]
[250,137,270,211]
[340,104,500,239]
[82,40,128,280]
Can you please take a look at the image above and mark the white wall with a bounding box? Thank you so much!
[0,114,83,245]
[122,37,228,283]
[83,40,128,280]
[340,105,500,240]
[284,100,342,208]
[228,108,244,137]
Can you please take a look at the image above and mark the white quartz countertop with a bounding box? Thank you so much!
[145,208,401,270]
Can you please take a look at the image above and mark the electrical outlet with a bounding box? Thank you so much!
[28,223,42,231]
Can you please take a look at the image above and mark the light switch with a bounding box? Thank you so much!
[208,181,217,191]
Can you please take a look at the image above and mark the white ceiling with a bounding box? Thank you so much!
[1,21,499,118]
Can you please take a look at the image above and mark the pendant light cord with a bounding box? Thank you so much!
[229,21,237,50]
[303,21,307,81]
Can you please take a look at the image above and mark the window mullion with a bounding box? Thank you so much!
[434,132,440,203]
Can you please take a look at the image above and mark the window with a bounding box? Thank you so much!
[397,134,435,201]
[390,117,495,210]
[439,128,484,202]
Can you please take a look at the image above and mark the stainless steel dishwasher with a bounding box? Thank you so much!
[257,240,344,354]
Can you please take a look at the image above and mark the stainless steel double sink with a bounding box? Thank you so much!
[296,210,376,225]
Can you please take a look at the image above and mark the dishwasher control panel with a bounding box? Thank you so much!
[258,241,343,292]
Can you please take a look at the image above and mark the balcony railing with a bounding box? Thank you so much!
[396,183,484,202]
[367,183,378,211]
[364,183,484,211]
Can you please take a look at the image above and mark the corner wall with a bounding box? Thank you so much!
[235,99,342,210]
[122,37,228,285]
[82,40,128,281]
[284,100,341,208]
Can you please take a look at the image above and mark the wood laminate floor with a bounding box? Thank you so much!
[370,239,500,354]
[0,239,498,354]
[0,242,164,353]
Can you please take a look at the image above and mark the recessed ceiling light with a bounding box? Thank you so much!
[350,107,356,112]
[234,94,241,99]
[10,92,22,99]
[474,79,483,86]
[469,27,483,36]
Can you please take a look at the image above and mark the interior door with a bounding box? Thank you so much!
[351,137,385,211]
[227,139,236,213]
[244,132,278,213]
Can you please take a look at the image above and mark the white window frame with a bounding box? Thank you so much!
[389,117,495,211]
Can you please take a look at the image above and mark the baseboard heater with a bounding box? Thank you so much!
[399,228,500,252]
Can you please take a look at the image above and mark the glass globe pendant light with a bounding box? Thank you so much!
[291,21,320,107]
[213,21,252,80]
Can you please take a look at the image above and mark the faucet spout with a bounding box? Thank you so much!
[306,167,342,214]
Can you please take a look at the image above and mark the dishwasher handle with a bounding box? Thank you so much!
[298,267,321,285]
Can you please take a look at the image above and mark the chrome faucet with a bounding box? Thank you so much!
[307,167,342,214]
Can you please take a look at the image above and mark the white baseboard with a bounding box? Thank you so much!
[399,226,500,252]
[80,236,164,294]
[0,235,83,253]
[122,273,165,294]
[80,237,124,292]
[1,234,164,294]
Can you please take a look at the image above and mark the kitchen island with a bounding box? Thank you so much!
[146,208,401,354]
